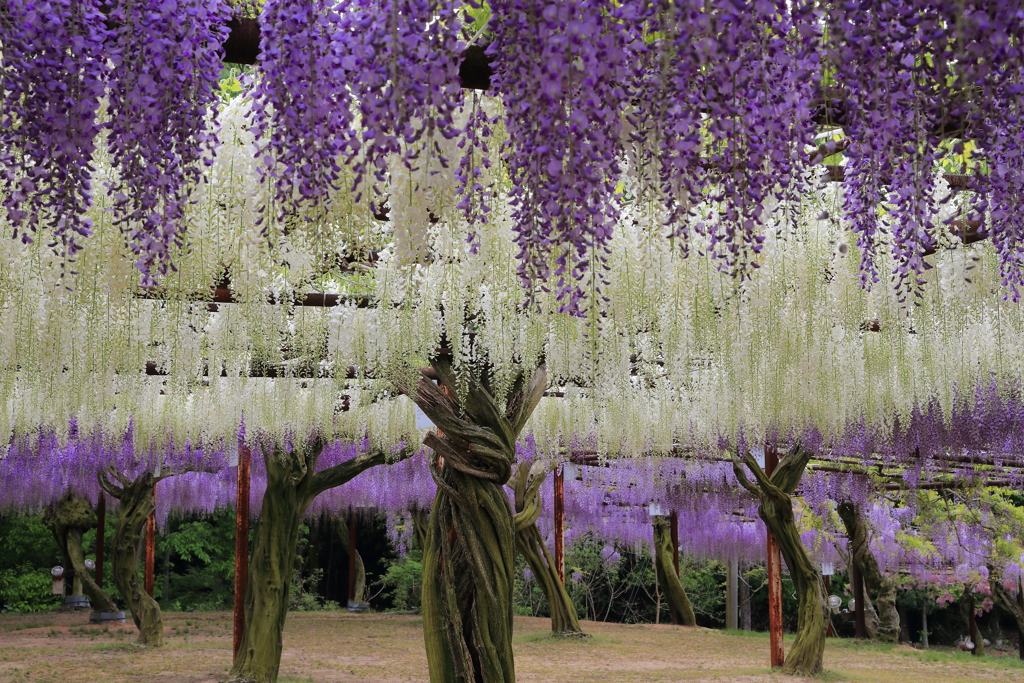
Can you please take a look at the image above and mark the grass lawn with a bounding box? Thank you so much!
[2,611,1023,682]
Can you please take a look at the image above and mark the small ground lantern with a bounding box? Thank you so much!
[50,566,64,595]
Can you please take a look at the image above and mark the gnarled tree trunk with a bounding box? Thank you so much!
[509,462,584,636]
[733,445,826,676]
[652,515,696,626]
[837,502,899,643]
[42,492,118,613]
[959,585,985,655]
[412,508,430,553]
[401,356,547,683]
[228,438,412,683]
[98,471,165,646]
[988,565,1024,641]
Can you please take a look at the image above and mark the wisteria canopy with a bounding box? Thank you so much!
[2,1,1024,678]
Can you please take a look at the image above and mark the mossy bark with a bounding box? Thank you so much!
[509,462,584,636]
[98,471,164,646]
[42,493,118,613]
[401,357,547,683]
[412,508,430,553]
[733,446,826,676]
[652,516,696,626]
[837,502,899,643]
[227,439,411,683]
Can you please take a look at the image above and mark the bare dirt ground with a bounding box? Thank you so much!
[2,611,1024,683]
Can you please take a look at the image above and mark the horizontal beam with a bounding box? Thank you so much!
[137,286,368,310]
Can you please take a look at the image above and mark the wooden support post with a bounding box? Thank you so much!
[347,510,358,603]
[765,445,784,669]
[95,492,105,589]
[1017,578,1023,660]
[554,464,565,585]
[852,549,866,639]
[726,558,738,630]
[824,575,835,637]
[233,440,251,661]
[145,485,156,597]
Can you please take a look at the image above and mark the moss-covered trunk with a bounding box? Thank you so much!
[99,472,164,646]
[837,502,899,643]
[42,493,118,613]
[509,462,583,636]
[401,357,547,683]
[988,566,1024,639]
[652,516,696,626]
[227,438,410,683]
[412,508,430,553]
[959,586,985,655]
[733,446,826,676]
[229,450,310,683]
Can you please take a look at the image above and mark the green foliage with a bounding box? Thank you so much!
[158,509,237,611]
[0,515,59,572]
[679,558,726,625]
[0,514,62,613]
[376,549,423,612]
[290,567,339,612]
[0,564,60,613]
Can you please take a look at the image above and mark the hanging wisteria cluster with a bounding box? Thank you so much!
[0,0,228,283]
[2,1,1024,302]
[106,0,230,282]
[252,0,464,222]
[488,0,639,309]
[0,0,109,263]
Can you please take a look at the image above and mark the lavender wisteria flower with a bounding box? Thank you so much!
[489,0,641,313]
[252,0,464,222]
[105,0,231,284]
[0,0,109,267]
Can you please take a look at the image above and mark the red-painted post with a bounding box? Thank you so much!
[144,485,156,597]
[554,464,565,585]
[233,440,251,661]
[765,445,784,669]
[96,493,105,589]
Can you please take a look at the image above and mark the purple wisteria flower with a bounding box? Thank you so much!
[0,0,110,270]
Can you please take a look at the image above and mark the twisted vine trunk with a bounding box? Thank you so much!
[837,502,899,643]
[652,516,696,626]
[959,586,985,655]
[227,439,411,683]
[733,445,826,676]
[402,357,547,683]
[412,508,430,553]
[230,449,310,683]
[99,472,164,645]
[509,462,583,636]
[42,493,118,613]
[988,566,1024,642]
